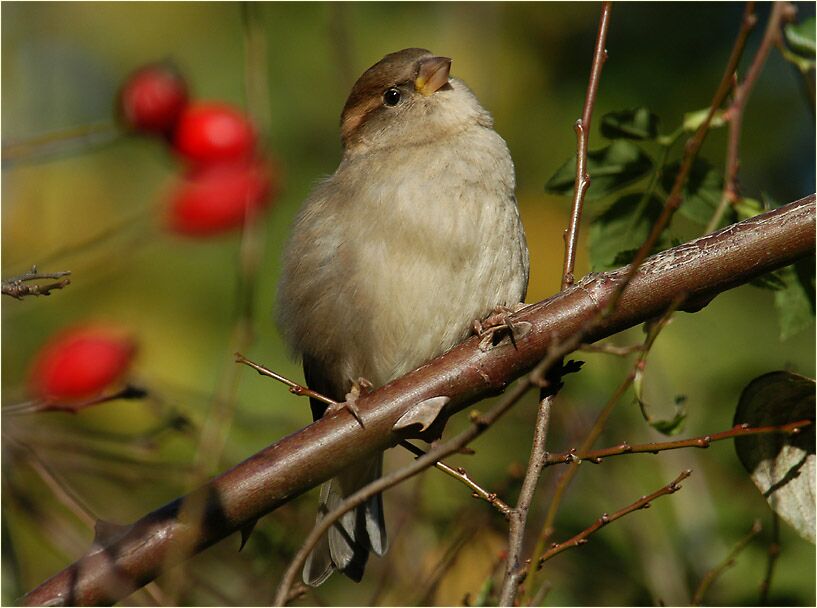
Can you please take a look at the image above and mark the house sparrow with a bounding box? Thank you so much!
[276,48,529,586]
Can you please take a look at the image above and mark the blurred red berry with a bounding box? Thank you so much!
[29,325,137,405]
[119,63,188,134]
[172,102,256,165]
[166,159,277,236]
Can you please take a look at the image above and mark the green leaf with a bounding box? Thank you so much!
[648,401,687,435]
[545,140,653,200]
[633,371,687,435]
[660,158,733,227]
[784,17,816,58]
[588,193,668,271]
[734,371,815,544]
[774,258,816,340]
[600,107,660,140]
[734,197,765,221]
[682,107,726,132]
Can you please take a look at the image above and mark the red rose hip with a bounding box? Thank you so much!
[29,325,137,404]
[167,160,276,236]
[119,63,188,133]
[172,102,256,164]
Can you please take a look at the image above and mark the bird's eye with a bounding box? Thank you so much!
[383,88,401,107]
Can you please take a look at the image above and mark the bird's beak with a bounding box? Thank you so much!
[415,56,452,96]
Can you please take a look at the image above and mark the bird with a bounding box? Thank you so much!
[276,47,529,587]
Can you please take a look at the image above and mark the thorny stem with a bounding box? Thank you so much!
[691,519,763,605]
[708,2,796,233]
[543,419,811,465]
[235,352,513,517]
[530,470,692,569]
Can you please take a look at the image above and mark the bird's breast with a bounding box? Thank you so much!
[280,127,528,391]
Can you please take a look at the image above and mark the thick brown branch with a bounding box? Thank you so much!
[236,353,511,515]
[21,194,816,606]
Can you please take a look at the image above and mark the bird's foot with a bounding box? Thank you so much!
[472,303,528,351]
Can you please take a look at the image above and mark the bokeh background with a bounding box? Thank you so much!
[2,2,815,606]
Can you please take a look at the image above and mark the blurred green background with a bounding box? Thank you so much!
[2,2,814,606]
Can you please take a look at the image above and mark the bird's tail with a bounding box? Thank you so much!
[302,454,387,586]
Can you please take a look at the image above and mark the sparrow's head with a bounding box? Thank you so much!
[340,48,492,153]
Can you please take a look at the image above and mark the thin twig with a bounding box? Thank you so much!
[691,519,763,605]
[515,6,612,604]
[529,579,553,606]
[561,1,613,290]
[2,385,147,416]
[241,2,273,141]
[328,2,356,89]
[2,266,71,299]
[578,342,643,356]
[414,528,472,605]
[498,395,552,605]
[6,435,98,529]
[1,121,119,167]
[235,353,335,406]
[544,419,811,465]
[531,296,683,565]
[534,470,692,569]
[758,513,781,604]
[398,440,513,517]
[708,2,796,233]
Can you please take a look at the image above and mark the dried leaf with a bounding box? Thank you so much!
[734,372,815,543]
